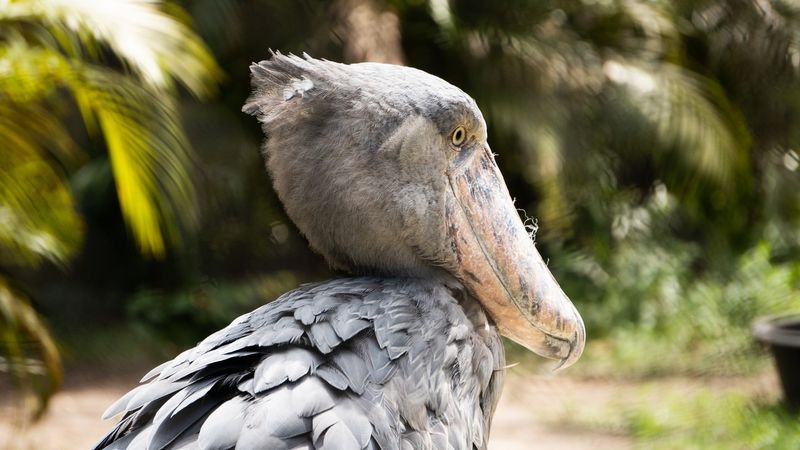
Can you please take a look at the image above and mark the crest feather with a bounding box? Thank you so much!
[242,52,336,126]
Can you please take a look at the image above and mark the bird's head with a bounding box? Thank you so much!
[244,54,584,369]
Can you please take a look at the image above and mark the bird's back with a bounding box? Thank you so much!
[94,277,505,450]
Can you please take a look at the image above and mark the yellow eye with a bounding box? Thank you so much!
[451,126,467,147]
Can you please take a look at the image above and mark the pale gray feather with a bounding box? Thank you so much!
[196,396,247,449]
[95,278,505,450]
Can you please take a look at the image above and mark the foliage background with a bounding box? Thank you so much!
[1,0,799,447]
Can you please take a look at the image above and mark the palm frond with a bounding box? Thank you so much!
[0,70,83,266]
[77,69,198,256]
[1,41,198,257]
[0,276,61,419]
[0,0,221,423]
[1,0,223,96]
[604,60,750,187]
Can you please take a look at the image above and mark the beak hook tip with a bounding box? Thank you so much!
[551,327,585,372]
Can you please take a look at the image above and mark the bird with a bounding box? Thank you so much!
[93,53,585,450]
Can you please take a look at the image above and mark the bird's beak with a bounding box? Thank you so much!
[445,144,585,369]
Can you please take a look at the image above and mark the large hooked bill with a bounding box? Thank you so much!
[445,145,585,370]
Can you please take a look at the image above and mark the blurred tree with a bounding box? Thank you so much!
[0,0,220,418]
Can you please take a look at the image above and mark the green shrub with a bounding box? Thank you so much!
[127,271,297,349]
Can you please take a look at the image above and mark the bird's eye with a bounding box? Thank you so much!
[451,126,467,147]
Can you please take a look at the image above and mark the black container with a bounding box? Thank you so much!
[753,315,800,409]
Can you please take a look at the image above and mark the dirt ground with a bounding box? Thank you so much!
[0,364,779,450]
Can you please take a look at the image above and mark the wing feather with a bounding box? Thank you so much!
[196,396,248,450]
[148,390,225,450]
[95,277,505,450]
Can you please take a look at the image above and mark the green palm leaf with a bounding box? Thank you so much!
[1,0,222,97]
[0,102,83,267]
[0,0,222,419]
[80,69,198,255]
[0,276,61,419]
[604,60,750,187]
[1,39,202,256]
[1,0,223,256]
[0,42,83,265]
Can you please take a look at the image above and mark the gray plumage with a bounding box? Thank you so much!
[94,278,505,450]
[96,53,584,450]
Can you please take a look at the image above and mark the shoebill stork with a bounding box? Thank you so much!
[94,54,585,450]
